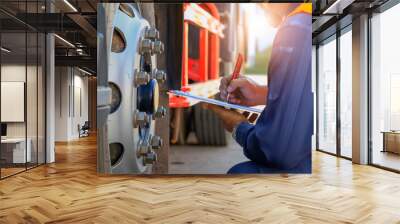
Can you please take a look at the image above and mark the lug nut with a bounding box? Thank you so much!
[150,135,163,150]
[154,106,166,119]
[133,110,150,128]
[137,139,151,158]
[152,40,164,54]
[134,69,150,86]
[144,27,159,40]
[143,151,157,165]
[139,39,153,54]
[151,69,166,83]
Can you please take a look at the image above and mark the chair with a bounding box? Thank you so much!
[79,121,90,138]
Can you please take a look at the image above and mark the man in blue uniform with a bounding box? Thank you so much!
[207,3,313,173]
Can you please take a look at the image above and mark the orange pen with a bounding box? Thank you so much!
[226,53,243,103]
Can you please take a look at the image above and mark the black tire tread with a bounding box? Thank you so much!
[194,104,227,146]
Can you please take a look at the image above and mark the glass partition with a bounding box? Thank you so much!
[0,1,46,179]
[27,31,38,169]
[1,31,28,177]
[38,32,45,165]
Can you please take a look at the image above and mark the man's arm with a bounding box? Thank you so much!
[211,14,312,170]
[204,104,269,165]
[233,14,312,170]
[233,122,268,164]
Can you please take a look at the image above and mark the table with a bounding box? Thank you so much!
[1,138,31,164]
[382,131,400,154]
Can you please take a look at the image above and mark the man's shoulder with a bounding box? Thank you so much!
[282,13,311,31]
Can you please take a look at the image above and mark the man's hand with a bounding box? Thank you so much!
[203,103,248,132]
[219,75,268,106]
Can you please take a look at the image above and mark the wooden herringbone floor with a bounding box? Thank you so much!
[1,135,400,223]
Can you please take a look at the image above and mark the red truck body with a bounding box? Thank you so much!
[169,3,224,108]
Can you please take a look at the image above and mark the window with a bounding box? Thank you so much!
[339,29,352,158]
[371,3,400,171]
[317,37,337,154]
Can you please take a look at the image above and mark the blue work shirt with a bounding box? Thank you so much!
[234,13,313,173]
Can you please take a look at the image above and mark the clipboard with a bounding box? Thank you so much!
[169,90,264,114]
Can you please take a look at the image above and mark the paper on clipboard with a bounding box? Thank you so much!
[169,90,264,114]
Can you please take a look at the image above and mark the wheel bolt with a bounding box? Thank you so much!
[152,40,164,54]
[134,69,150,86]
[144,27,159,40]
[133,110,149,128]
[151,69,166,83]
[143,151,157,165]
[139,39,153,54]
[150,135,163,150]
[154,106,166,119]
[137,139,151,158]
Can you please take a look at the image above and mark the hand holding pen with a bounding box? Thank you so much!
[226,54,243,103]
[219,54,268,107]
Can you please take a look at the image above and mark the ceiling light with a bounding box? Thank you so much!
[1,47,11,53]
[78,67,93,76]
[63,0,78,12]
[54,34,75,48]
[323,0,355,15]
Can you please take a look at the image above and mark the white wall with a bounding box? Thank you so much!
[1,82,25,122]
[1,65,26,81]
[72,73,89,138]
[1,65,26,139]
[1,65,39,138]
[55,66,69,141]
[1,65,26,128]
[55,67,89,141]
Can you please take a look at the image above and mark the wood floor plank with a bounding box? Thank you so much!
[0,135,400,223]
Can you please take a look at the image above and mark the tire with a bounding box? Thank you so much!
[177,108,190,145]
[194,104,227,146]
